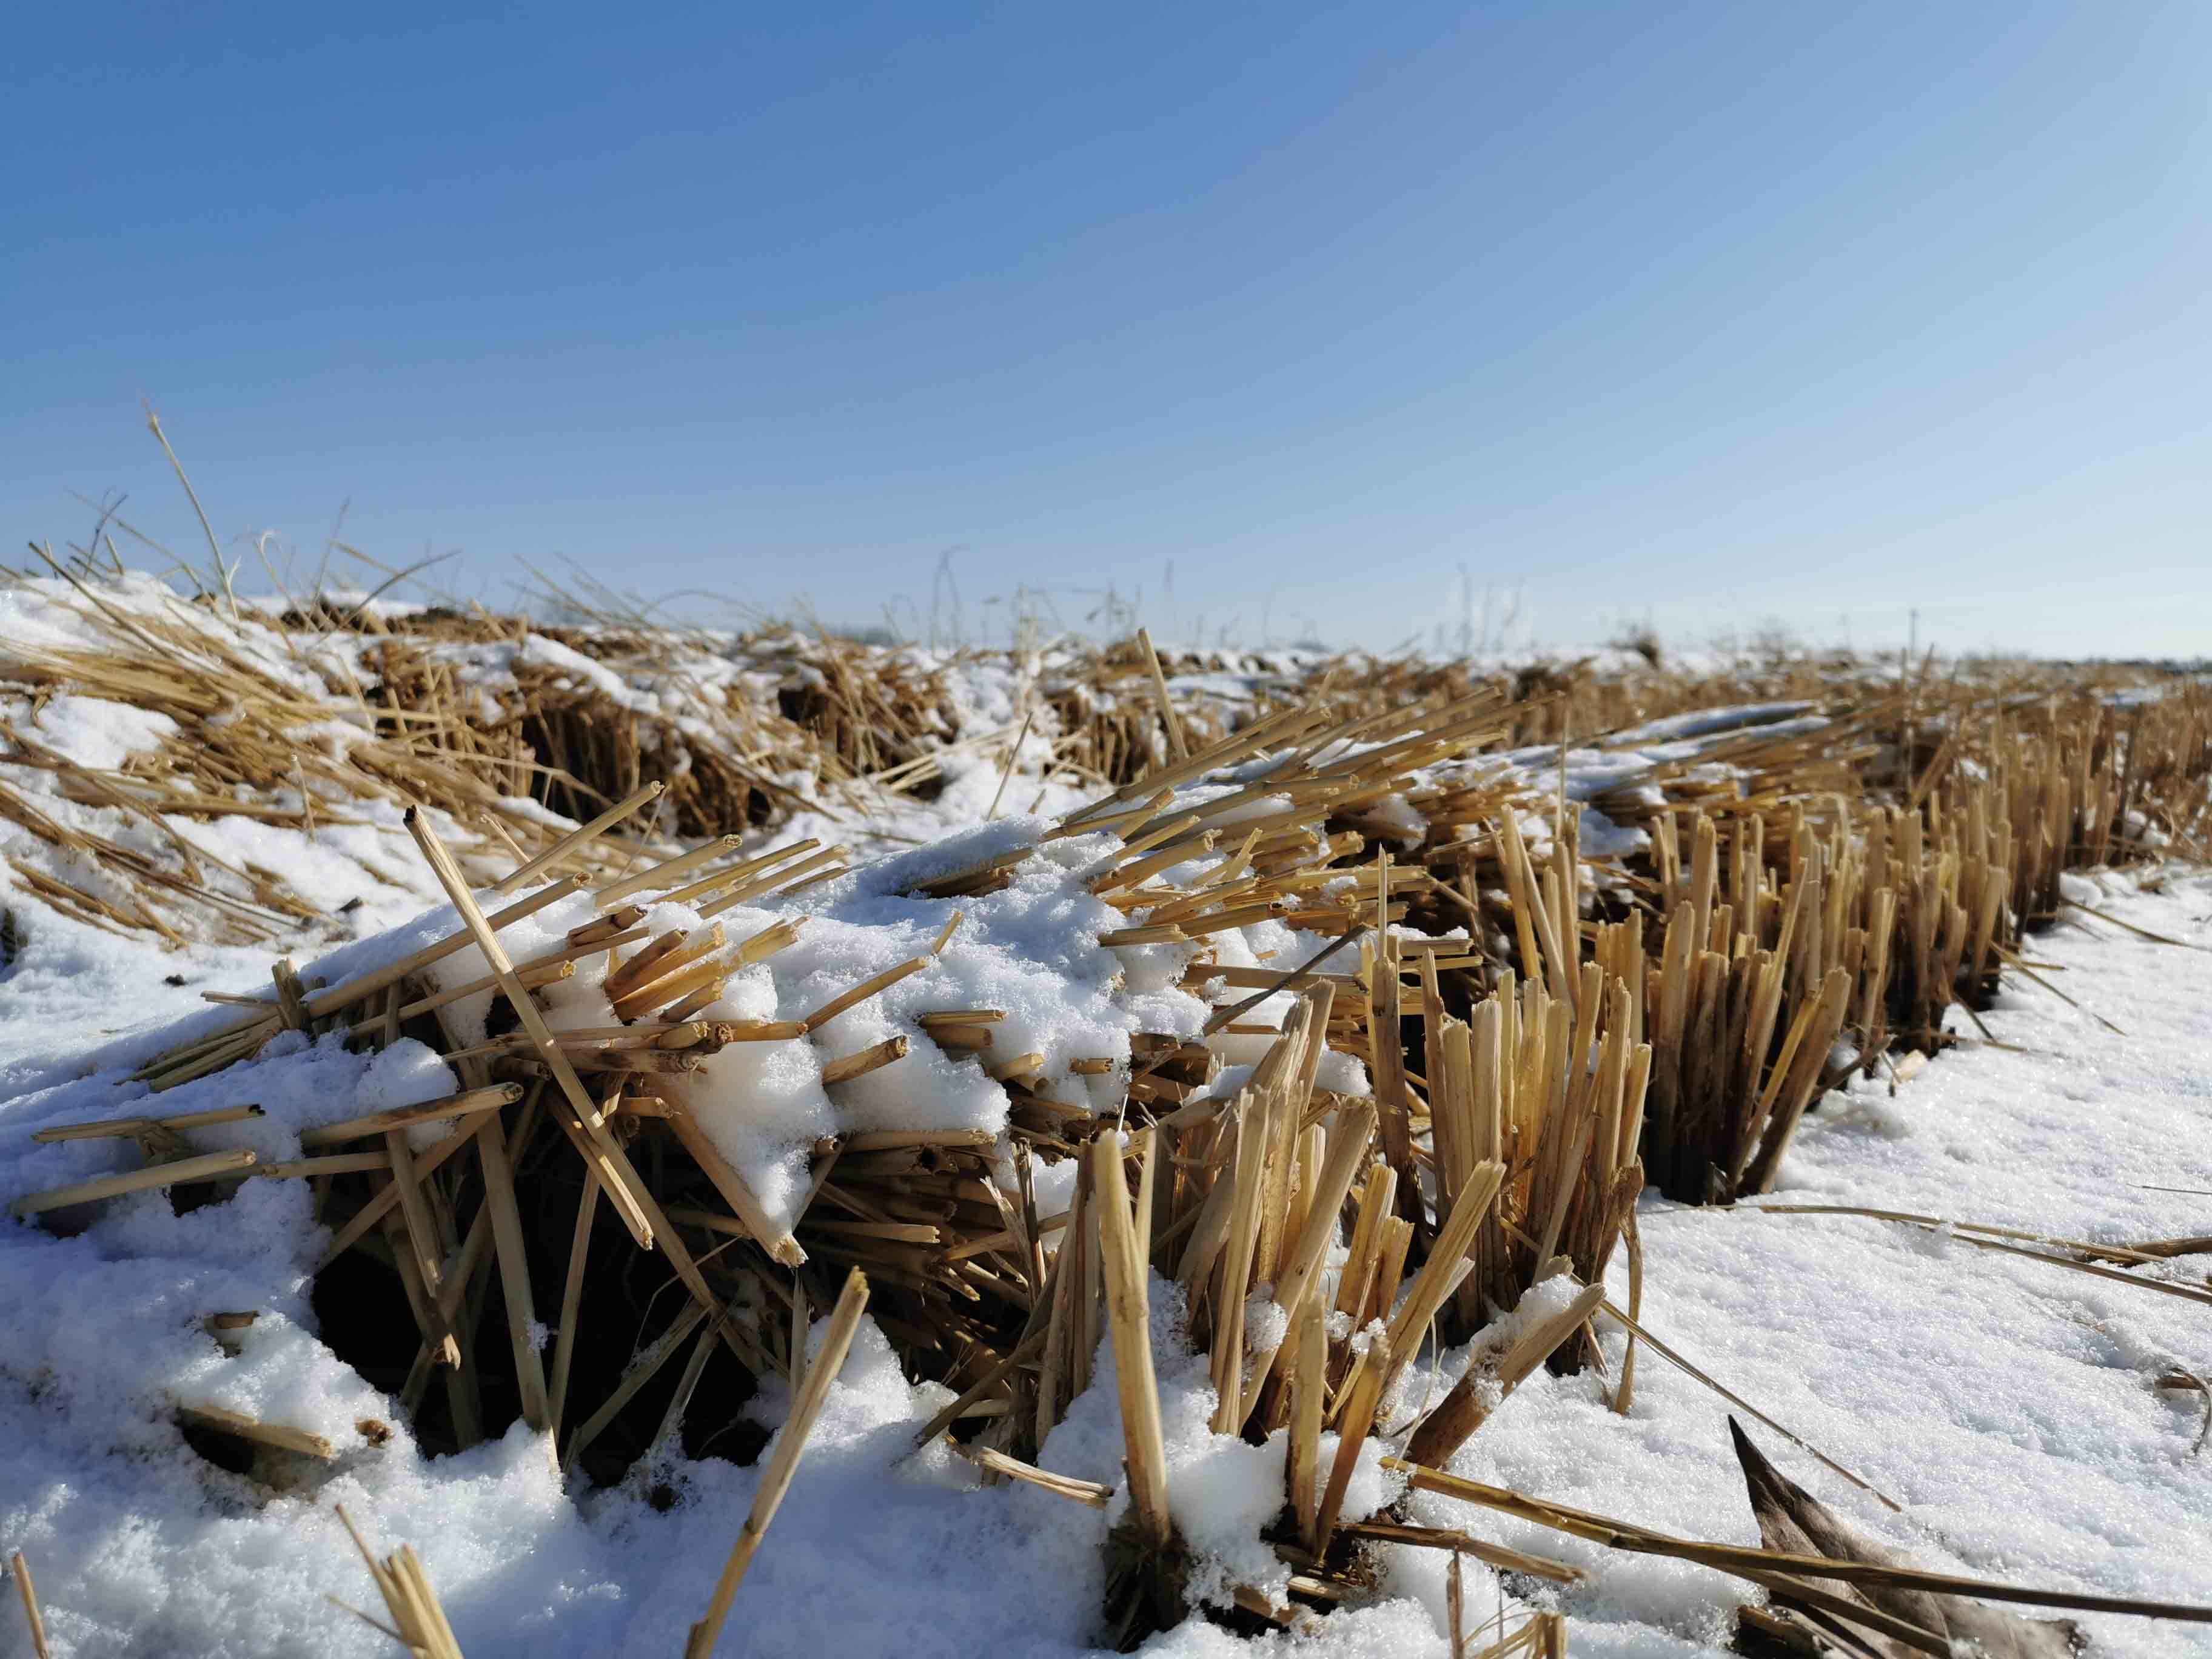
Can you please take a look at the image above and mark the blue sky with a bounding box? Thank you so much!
[4,2,2207,656]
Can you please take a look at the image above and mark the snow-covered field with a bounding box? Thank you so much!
[4,791,2208,1659]
[1,573,2207,1655]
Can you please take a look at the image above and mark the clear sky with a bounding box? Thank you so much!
[5,2,2207,657]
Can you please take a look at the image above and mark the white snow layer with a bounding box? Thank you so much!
[4,840,2212,1649]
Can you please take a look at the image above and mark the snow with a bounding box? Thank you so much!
[2,865,2204,1654]
[27,698,179,773]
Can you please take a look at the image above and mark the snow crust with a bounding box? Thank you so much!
[5,864,2206,1654]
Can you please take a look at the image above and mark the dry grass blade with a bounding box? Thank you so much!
[1389,1457,2212,1624]
[1404,1278,1603,1467]
[10,1147,257,1219]
[404,806,656,1248]
[962,1444,1113,1508]
[1312,1330,1390,1554]
[1746,1205,2212,1308]
[332,1506,466,1659]
[1594,1298,1900,1512]
[1091,1136,1175,1551]
[1135,627,1189,763]
[666,1111,806,1266]
[1334,1521,1585,1585]
[489,780,665,894]
[472,1114,551,1432]
[8,1551,52,1659]
[1746,1201,2204,1269]
[34,1101,263,1142]
[686,1269,870,1658]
